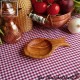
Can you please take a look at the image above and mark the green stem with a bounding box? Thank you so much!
[0,29,4,44]
[0,38,2,44]
[0,29,4,35]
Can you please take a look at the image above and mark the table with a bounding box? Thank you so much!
[0,15,80,80]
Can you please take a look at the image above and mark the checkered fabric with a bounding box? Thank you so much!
[0,15,80,80]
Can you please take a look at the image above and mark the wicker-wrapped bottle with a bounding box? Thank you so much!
[2,2,22,44]
[15,0,33,33]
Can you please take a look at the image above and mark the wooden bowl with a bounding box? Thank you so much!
[40,11,72,28]
[31,10,73,28]
[24,38,70,59]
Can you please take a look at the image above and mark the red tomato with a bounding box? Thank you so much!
[31,0,36,5]
[43,0,54,4]
[47,3,60,15]
[34,2,47,14]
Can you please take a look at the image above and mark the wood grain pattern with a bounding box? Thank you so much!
[24,38,70,59]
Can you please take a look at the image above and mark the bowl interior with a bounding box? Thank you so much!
[24,38,52,58]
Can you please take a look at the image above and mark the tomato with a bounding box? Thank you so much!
[31,0,36,5]
[34,2,47,14]
[43,0,54,4]
[47,3,60,15]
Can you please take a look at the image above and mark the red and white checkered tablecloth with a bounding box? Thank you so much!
[0,15,80,80]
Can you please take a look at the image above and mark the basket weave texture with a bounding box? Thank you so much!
[15,0,33,33]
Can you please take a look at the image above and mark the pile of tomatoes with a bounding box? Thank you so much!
[31,0,60,15]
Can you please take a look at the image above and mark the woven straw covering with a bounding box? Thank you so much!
[15,0,33,33]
